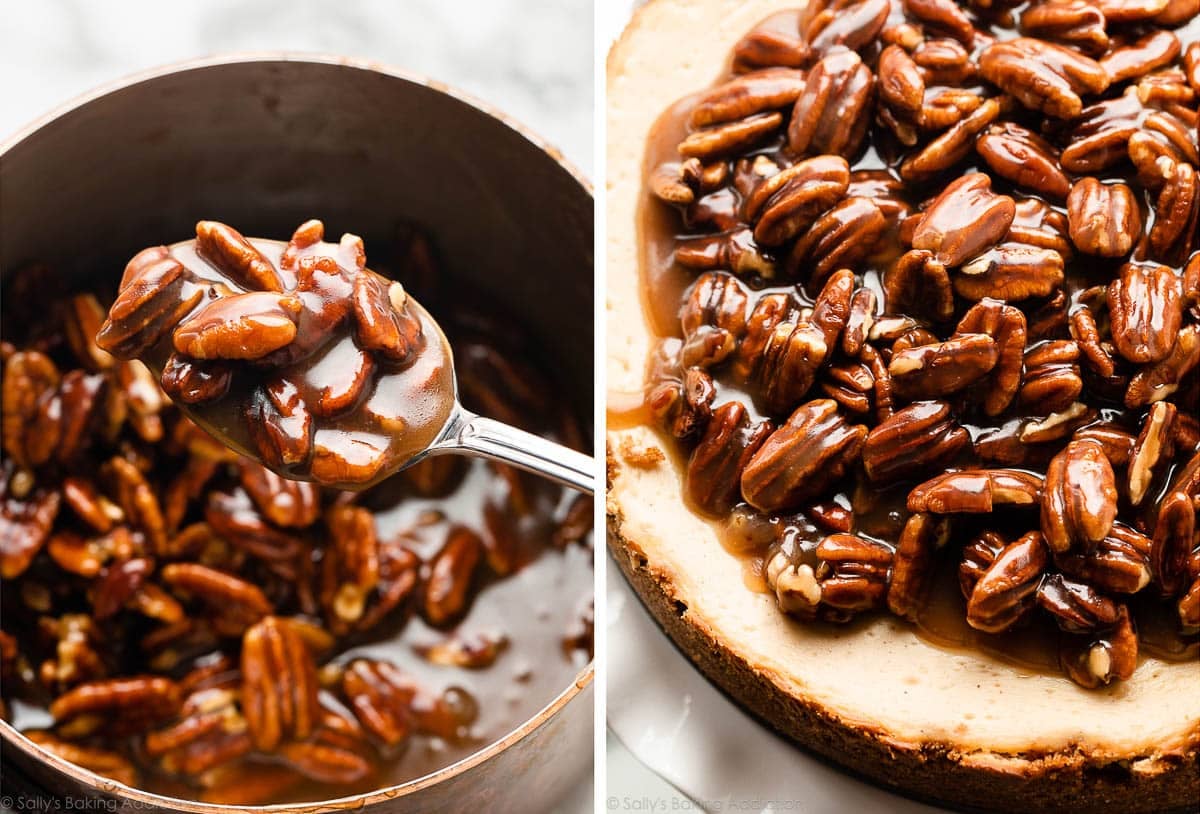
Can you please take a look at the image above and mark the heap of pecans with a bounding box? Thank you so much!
[0,228,592,803]
[645,0,1199,688]
[92,220,456,487]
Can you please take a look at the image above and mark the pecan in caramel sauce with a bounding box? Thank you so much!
[96,220,456,489]
[0,224,592,804]
[634,2,1199,688]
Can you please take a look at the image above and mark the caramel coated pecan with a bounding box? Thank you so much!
[1037,573,1120,633]
[802,0,890,54]
[787,197,887,287]
[862,401,969,484]
[796,533,894,621]
[160,354,233,404]
[679,112,783,162]
[2,351,62,468]
[277,706,375,785]
[1,478,60,579]
[173,291,302,361]
[900,96,1010,182]
[954,242,1065,302]
[96,247,204,358]
[241,616,320,751]
[195,220,283,292]
[744,155,851,246]
[686,402,772,515]
[912,174,1016,267]
[966,531,1048,633]
[26,731,138,786]
[959,531,1007,598]
[884,250,954,324]
[955,298,1027,416]
[1041,440,1118,553]
[343,658,477,746]
[787,48,875,158]
[162,563,272,635]
[741,400,867,512]
[1125,324,1200,407]
[423,526,483,627]
[1102,30,1182,84]
[1148,160,1199,265]
[979,38,1108,119]
[1067,179,1142,258]
[680,272,750,368]
[1060,606,1137,688]
[1129,401,1175,505]
[352,272,423,362]
[319,506,381,632]
[977,122,1070,200]
[691,68,808,128]
[1019,0,1109,55]
[1152,490,1195,595]
[909,469,1043,513]
[50,676,182,737]
[1020,340,1083,414]
[889,333,999,400]
[887,512,946,620]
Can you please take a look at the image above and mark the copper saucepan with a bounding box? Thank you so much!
[0,54,594,813]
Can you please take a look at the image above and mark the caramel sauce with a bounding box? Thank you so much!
[627,9,1200,677]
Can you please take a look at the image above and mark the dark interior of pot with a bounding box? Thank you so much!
[0,57,592,812]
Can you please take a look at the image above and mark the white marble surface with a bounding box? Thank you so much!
[0,0,593,176]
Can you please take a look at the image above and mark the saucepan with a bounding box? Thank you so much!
[0,54,593,813]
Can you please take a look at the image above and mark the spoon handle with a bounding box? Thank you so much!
[430,408,595,494]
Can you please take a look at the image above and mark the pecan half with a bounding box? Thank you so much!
[1,480,60,579]
[1020,340,1083,414]
[741,400,867,512]
[954,242,1065,302]
[25,731,138,786]
[912,174,1016,267]
[885,250,953,323]
[173,292,302,361]
[979,38,1109,119]
[1152,490,1195,596]
[195,220,283,292]
[1038,573,1120,633]
[955,298,1027,416]
[887,512,946,620]
[691,68,808,127]
[352,272,423,362]
[686,402,772,514]
[50,676,182,737]
[909,469,1043,513]
[162,563,273,635]
[1129,401,1175,505]
[160,354,232,404]
[97,247,204,358]
[889,333,999,400]
[1020,0,1109,55]
[1041,439,1118,553]
[862,401,969,484]
[787,48,875,158]
[1060,606,1137,688]
[966,531,1048,633]
[240,616,320,751]
[744,155,851,246]
[423,527,483,627]
[976,122,1070,200]
[1067,179,1142,258]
